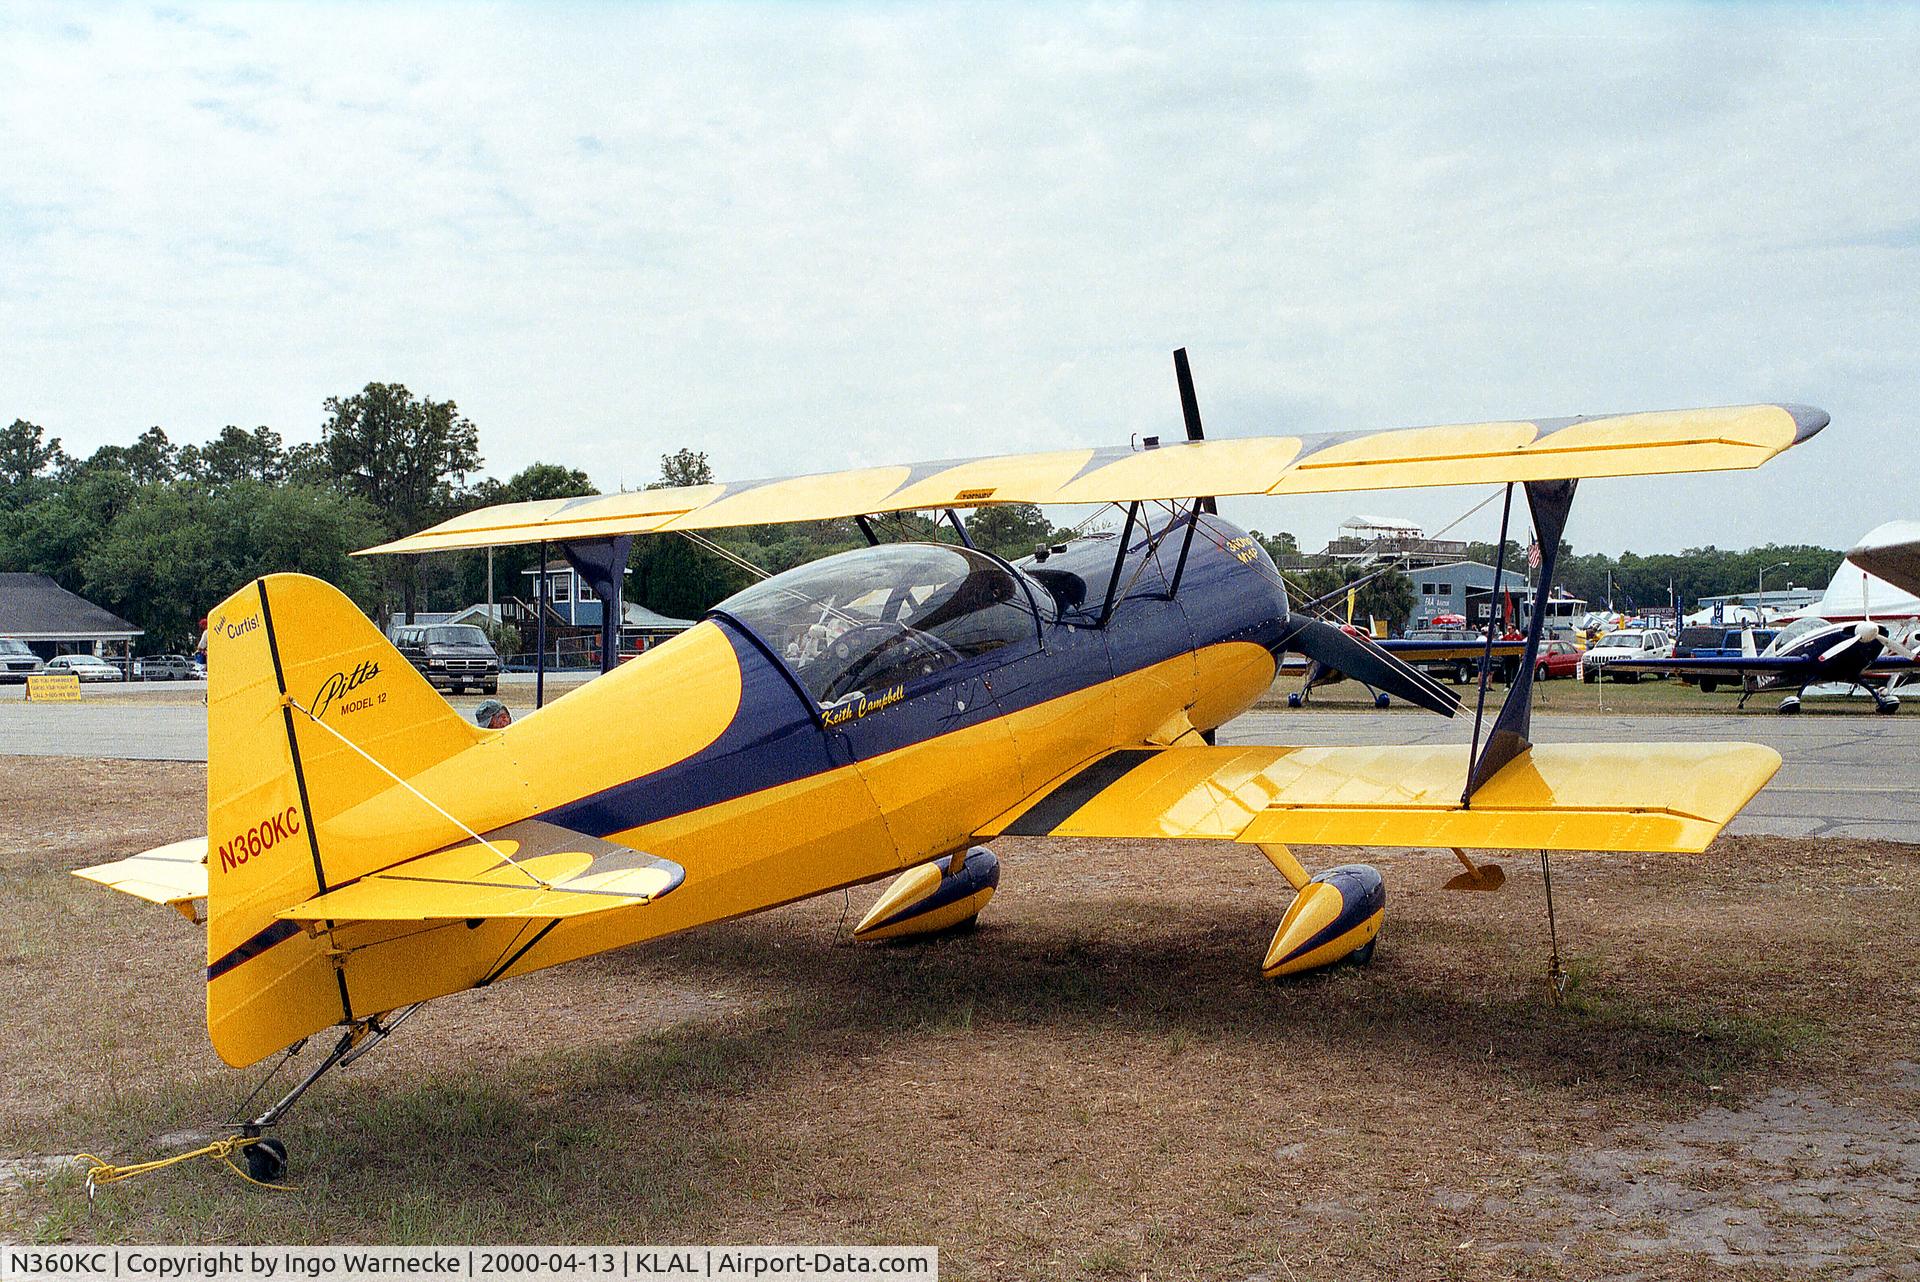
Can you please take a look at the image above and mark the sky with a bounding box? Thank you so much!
[4,1,1918,558]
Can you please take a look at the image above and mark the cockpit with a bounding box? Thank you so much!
[715,544,1043,708]
[1765,616,1829,655]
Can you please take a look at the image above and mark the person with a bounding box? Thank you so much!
[474,699,511,730]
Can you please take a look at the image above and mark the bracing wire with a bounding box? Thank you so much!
[284,698,549,889]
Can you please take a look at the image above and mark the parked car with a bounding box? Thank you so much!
[1532,639,1582,680]
[137,654,204,681]
[0,638,44,683]
[1579,629,1675,682]
[44,653,124,682]
[391,624,501,694]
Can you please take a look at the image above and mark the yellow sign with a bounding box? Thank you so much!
[25,673,81,702]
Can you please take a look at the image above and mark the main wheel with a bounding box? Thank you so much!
[1349,937,1378,966]
[244,1136,288,1183]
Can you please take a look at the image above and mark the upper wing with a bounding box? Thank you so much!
[981,741,1780,854]
[360,403,1826,554]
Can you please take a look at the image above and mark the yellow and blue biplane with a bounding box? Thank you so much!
[75,355,1826,1180]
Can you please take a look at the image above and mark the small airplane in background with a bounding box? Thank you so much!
[72,353,1824,1179]
[1609,521,1920,712]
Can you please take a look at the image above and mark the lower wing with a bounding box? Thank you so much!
[1606,655,1809,678]
[982,741,1780,854]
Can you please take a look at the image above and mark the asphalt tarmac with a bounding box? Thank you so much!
[2,686,1913,842]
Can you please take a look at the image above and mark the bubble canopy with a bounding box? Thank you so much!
[715,544,1043,707]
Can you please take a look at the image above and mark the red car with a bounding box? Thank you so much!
[1532,638,1582,680]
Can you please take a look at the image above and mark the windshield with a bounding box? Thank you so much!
[1766,617,1830,655]
[1595,631,1645,650]
[424,626,490,647]
[717,544,1038,706]
[0,639,32,656]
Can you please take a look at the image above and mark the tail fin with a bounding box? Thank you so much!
[203,574,484,1064]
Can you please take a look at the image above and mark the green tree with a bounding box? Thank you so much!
[177,426,288,486]
[657,448,713,488]
[1250,529,1299,561]
[319,383,483,621]
[1294,565,1415,633]
[78,480,384,650]
[0,419,69,504]
[968,503,1054,559]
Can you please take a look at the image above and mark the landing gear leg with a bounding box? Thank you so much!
[235,1004,421,1180]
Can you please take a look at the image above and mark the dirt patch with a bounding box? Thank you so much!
[3,756,1919,1279]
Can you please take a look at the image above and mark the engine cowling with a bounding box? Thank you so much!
[1263,864,1384,977]
[853,847,1000,942]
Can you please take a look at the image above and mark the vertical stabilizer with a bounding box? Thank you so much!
[203,574,484,1065]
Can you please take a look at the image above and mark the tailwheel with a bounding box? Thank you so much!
[244,1136,288,1184]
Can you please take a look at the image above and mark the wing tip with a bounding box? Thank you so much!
[1782,403,1830,442]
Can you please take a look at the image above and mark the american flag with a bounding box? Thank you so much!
[1526,538,1542,570]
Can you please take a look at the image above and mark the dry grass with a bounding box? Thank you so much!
[3,755,1918,1280]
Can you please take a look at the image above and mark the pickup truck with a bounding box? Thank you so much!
[390,623,501,695]
[0,638,44,683]
[1665,626,1781,691]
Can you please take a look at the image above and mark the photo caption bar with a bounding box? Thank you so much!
[1,1247,937,1282]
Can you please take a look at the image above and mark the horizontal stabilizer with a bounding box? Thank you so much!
[278,820,684,924]
[984,741,1781,854]
[72,838,209,911]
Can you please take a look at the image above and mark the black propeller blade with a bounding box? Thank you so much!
[1173,348,1217,516]
[1281,617,1461,718]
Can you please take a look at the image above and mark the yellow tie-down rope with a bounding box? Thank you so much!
[76,1135,295,1195]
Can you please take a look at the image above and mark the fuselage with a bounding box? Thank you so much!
[1744,618,1895,693]
[313,513,1292,1024]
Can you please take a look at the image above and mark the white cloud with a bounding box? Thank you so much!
[2,0,1916,554]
